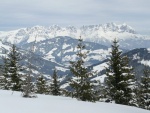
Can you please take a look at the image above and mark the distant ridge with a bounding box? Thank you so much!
[0,22,149,49]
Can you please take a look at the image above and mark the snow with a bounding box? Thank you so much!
[140,59,150,66]
[44,48,57,60]
[0,90,149,113]
[0,23,150,50]
[133,54,140,60]
[0,23,144,43]
[88,49,110,61]
[55,66,69,72]
[91,74,107,83]
[0,41,10,50]
[93,62,108,73]
[147,48,150,53]
[60,82,69,89]
[62,43,70,49]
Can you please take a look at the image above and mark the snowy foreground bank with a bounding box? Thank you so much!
[0,90,149,113]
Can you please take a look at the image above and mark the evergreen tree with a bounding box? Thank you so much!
[22,50,37,97]
[22,73,35,97]
[50,69,61,96]
[22,54,37,97]
[69,37,96,102]
[36,74,47,94]
[139,66,150,110]
[7,44,22,91]
[120,56,136,105]
[1,55,11,90]
[0,74,4,89]
[0,64,4,89]
[106,39,136,105]
[22,36,37,98]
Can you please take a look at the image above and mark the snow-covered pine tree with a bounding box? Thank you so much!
[7,44,23,91]
[22,37,37,98]
[69,36,96,102]
[0,64,4,89]
[22,53,37,98]
[22,51,37,98]
[138,66,150,110]
[22,73,35,97]
[36,74,47,94]
[120,56,137,106]
[106,38,122,103]
[50,69,61,96]
[106,39,136,105]
[22,50,37,97]
[0,73,4,89]
[1,54,11,90]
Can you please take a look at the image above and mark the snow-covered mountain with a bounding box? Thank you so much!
[0,23,150,49]
[0,36,111,77]
[0,23,150,84]
[0,35,150,79]
[20,36,110,66]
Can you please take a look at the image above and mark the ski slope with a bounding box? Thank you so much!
[0,90,149,113]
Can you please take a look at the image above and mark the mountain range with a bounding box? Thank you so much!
[0,23,150,85]
[0,23,150,49]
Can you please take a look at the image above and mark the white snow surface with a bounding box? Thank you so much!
[55,66,69,72]
[0,90,149,113]
[147,48,150,53]
[93,62,108,73]
[91,74,107,83]
[140,59,150,66]
[0,23,148,44]
[0,23,150,50]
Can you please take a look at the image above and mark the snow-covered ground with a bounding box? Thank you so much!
[0,90,149,113]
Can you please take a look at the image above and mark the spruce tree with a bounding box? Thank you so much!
[139,66,150,110]
[50,69,61,96]
[1,54,11,90]
[22,73,35,97]
[106,39,136,105]
[36,74,47,94]
[22,57,36,97]
[0,64,4,89]
[69,37,96,102]
[120,56,136,105]
[7,44,22,91]
[22,36,37,97]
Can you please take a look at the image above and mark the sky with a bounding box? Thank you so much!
[0,0,150,35]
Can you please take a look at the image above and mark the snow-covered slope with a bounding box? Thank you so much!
[0,90,149,113]
[1,36,150,83]
[0,23,150,49]
[0,36,111,77]
[0,23,150,84]
[122,48,150,78]
[0,41,12,63]
[20,36,110,66]
[90,48,150,82]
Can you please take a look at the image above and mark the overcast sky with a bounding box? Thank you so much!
[0,0,150,35]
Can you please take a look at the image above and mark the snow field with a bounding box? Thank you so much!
[0,90,149,113]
